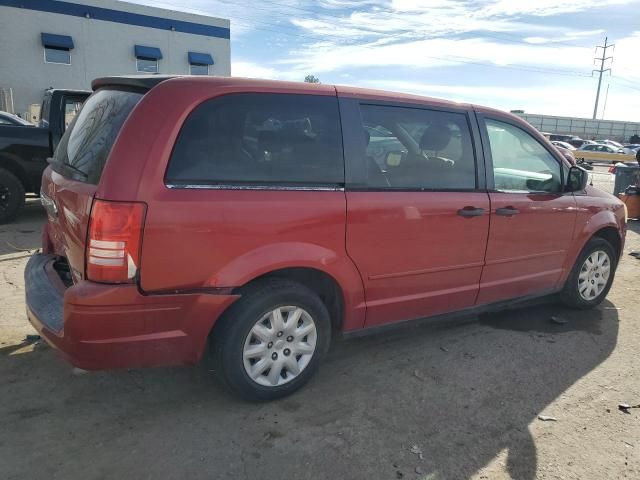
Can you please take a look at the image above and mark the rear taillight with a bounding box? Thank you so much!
[86,199,146,283]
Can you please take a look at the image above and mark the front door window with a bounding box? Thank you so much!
[485,119,561,193]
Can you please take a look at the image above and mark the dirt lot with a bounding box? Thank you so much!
[1,167,639,480]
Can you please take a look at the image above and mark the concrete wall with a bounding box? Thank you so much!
[512,112,640,142]
[0,0,230,118]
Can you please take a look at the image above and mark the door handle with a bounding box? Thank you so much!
[495,207,520,216]
[457,206,485,217]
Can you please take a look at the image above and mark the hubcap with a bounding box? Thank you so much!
[0,184,10,211]
[578,250,611,301]
[243,306,317,387]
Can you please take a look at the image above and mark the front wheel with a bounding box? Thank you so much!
[0,168,25,223]
[561,237,617,309]
[210,278,331,401]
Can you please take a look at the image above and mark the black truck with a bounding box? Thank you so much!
[0,88,89,223]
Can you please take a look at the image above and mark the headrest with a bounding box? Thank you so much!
[419,124,452,151]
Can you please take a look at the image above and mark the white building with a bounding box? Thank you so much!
[0,0,230,120]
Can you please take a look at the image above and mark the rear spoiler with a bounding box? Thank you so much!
[91,75,178,92]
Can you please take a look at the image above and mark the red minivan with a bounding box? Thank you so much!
[26,76,627,400]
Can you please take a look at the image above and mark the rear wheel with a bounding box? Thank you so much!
[561,237,617,309]
[0,168,25,224]
[210,278,331,401]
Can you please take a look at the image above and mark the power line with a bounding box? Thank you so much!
[610,76,640,92]
[592,36,614,119]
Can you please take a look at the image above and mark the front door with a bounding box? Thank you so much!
[477,115,577,305]
[342,98,490,327]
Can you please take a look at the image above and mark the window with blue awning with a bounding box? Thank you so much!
[188,52,214,65]
[41,33,74,50]
[134,45,162,60]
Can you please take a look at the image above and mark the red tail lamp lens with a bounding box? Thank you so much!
[86,199,146,283]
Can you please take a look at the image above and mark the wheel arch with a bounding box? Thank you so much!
[559,211,624,289]
[232,267,346,333]
[206,242,366,332]
[592,226,622,260]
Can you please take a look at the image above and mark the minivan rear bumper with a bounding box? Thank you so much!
[24,254,239,370]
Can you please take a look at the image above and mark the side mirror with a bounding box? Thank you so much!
[566,165,588,192]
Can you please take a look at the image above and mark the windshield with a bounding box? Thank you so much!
[0,113,32,126]
[51,89,142,184]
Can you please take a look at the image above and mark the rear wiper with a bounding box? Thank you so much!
[61,162,88,179]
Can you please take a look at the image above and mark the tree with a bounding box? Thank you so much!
[304,75,321,84]
[630,134,640,144]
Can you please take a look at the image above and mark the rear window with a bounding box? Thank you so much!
[166,93,344,187]
[52,89,142,184]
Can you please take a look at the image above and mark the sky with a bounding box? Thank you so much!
[131,0,640,121]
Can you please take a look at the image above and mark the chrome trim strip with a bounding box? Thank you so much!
[166,184,345,192]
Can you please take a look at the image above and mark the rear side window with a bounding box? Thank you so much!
[358,104,476,190]
[52,89,142,184]
[166,93,344,187]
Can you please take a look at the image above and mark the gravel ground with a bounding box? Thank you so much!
[1,168,638,480]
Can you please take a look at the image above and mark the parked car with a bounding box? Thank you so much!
[0,88,89,222]
[568,138,594,149]
[599,139,624,149]
[549,134,573,142]
[25,76,627,400]
[552,145,580,167]
[0,111,33,126]
[576,143,636,164]
[551,140,576,151]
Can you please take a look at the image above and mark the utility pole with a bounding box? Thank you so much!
[592,36,614,120]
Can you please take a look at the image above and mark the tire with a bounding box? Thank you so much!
[561,237,617,309]
[0,168,25,224]
[210,278,331,401]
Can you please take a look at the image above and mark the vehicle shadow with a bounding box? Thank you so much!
[0,299,619,480]
[0,198,45,257]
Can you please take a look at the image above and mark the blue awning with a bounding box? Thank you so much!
[41,33,74,50]
[188,52,214,65]
[134,45,162,59]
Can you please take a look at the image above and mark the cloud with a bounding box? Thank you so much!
[128,0,640,120]
[611,31,640,79]
[282,0,631,77]
[231,61,303,82]
[565,29,606,38]
[231,61,280,79]
[279,36,594,75]
[479,0,636,17]
[127,0,317,36]
[358,79,640,121]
